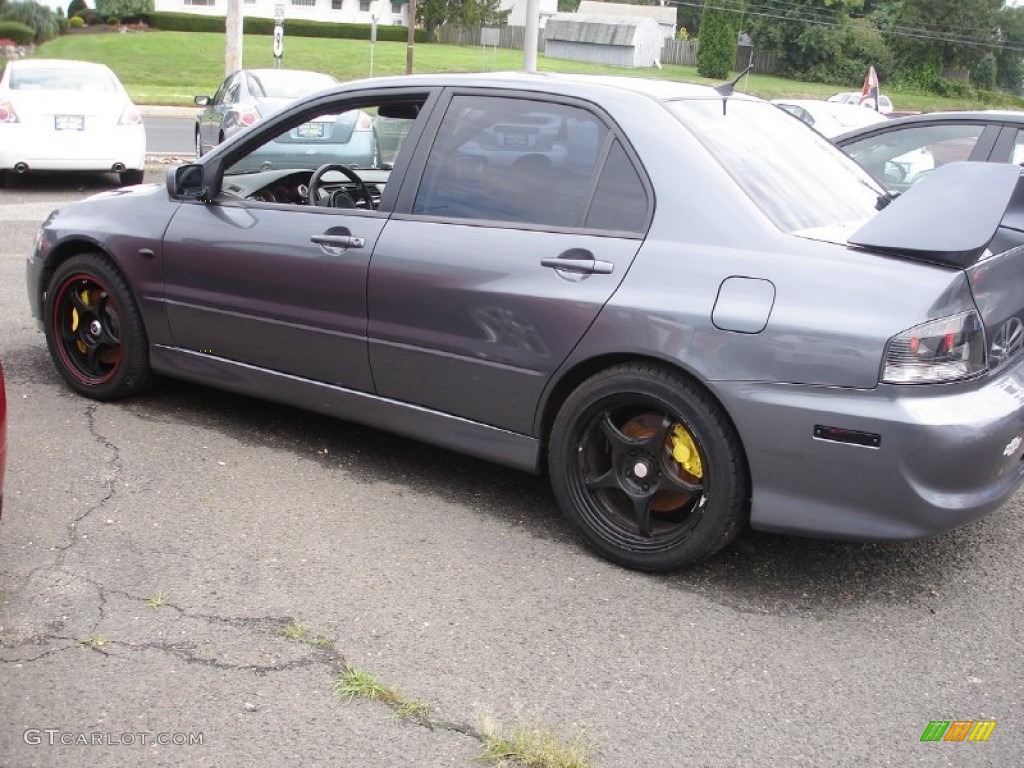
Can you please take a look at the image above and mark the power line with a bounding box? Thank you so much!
[672,1,1023,52]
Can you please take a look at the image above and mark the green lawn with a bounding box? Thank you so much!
[33,28,1024,113]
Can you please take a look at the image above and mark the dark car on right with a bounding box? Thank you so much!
[835,110,1024,195]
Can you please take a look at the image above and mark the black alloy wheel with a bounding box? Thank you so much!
[549,363,749,571]
[43,253,155,400]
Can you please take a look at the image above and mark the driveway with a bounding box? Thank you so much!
[0,171,1021,767]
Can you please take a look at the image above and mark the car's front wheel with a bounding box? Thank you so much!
[43,253,155,400]
[549,363,749,572]
[195,129,203,158]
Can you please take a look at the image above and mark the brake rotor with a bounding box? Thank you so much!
[621,414,702,512]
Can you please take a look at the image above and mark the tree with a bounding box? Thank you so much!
[95,0,152,22]
[0,0,60,41]
[997,6,1024,92]
[697,0,743,79]
[887,0,1001,83]
[417,0,503,37]
[745,1,876,82]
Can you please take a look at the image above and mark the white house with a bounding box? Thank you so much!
[150,0,556,28]
[152,0,410,27]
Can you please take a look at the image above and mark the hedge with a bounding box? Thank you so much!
[0,21,35,45]
[140,11,428,43]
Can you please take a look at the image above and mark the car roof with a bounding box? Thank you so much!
[833,109,1024,143]
[318,70,760,105]
[6,58,113,72]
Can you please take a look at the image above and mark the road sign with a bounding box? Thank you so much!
[272,24,284,59]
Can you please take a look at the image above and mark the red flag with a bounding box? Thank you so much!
[860,66,880,111]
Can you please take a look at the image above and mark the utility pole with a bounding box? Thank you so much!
[226,0,243,75]
[405,0,416,74]
[523,0,539,72]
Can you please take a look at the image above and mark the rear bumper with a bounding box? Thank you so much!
[0,124,145,172]
[714,366,1024,540]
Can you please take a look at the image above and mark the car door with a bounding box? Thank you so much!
[367,91,653,435]
[162,89,435,392]
[198,75,233,153]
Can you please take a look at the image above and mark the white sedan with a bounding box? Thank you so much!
[772,99,889,138]
[827,90,894,114]
[0,59,146,187]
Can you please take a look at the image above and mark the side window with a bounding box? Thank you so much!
[585,140,648,233]
[412,95,608,228]
[219,97,425,209]
[1011,130,1024,165]
[223,76,242,106]
[843,123,984,192]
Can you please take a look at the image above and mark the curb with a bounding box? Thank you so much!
[140,105,197,118]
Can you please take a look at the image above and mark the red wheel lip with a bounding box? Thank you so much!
[50,272,120,386]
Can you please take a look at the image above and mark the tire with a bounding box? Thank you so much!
[548,363,749,572]
[119,168,145,186]
[195,129,203,158]
[43,253,156,401]
[0,169,7,189]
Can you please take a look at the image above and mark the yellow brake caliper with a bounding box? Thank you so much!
[669,424,703,479]
[73,289,91,354]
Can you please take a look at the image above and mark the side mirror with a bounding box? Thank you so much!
[166,164,211,201]
[195,95,210,107]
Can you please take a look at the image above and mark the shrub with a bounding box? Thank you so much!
[96,0,153,24]
[69,15,85,27]
[67,0,88,18]
[140,11,429,42]
[0,20,36,45]
[107,16,119,25]
[0,1,60,42]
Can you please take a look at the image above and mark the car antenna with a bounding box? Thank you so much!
[714,58,754,115]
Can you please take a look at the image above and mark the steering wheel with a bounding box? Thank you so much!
[308,163,373,209]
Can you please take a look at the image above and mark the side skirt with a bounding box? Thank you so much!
[150,345,541,474]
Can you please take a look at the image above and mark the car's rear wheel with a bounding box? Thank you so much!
[549,363,749,571]
[44,253,155,400]
[119,169,145,186]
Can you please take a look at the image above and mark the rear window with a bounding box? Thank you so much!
[10,67,119,93]
[667,99,882,232]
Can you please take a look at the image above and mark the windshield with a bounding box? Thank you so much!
[252,70,337,99]
[667,99,883,232]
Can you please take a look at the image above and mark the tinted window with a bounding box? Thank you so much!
[585,140,648,233]
[412,95,608,228]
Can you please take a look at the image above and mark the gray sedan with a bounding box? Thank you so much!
[26,73,1024,571]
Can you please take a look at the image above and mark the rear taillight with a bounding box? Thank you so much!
[118,105,142,126]
[354,111,374,131]
[881,311,987,384]
[235,108,260,127]
[0,100,18,123]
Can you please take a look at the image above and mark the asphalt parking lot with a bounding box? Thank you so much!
[0,168,1021,767]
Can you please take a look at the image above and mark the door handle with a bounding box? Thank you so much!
[540,256,614,275]
[311,234,366,252]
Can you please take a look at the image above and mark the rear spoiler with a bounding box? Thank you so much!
[848,162,1022,268]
